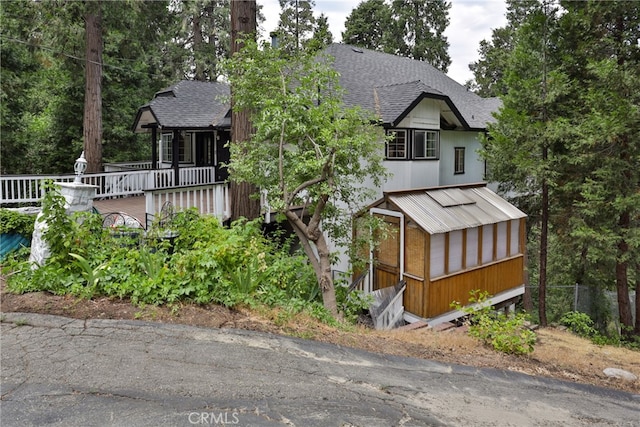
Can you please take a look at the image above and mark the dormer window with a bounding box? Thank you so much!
[386,129,439,160]
[414,130,439,159]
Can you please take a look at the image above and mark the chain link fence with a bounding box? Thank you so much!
[526,284,636,332]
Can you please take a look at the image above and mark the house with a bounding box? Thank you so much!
[130,44,525,324]
[132,80,231,184]
[365,183,527,325]
[132,44,502,192]
[324,43,501,192]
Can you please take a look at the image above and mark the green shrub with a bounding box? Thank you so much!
[3,197,363,325]
[453,290,536,355]
[0,209,36,236]
[559,311,598,338]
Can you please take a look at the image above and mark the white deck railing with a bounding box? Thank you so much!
[144,183,230,224]
[0,166,217,204]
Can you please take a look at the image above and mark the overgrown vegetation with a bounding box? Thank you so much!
[2,187,368,325]
[453,290,537,355]
[0,209,36,236]
[560,311,640,350]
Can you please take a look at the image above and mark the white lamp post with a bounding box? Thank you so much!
[74,151,87,184]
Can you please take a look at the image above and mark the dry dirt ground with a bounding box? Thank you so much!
[1,281,639,395]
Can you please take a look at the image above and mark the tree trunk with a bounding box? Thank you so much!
[285,210,339,318]
[315,233,338,317]
[193,12,204,81]
[522,247,534,312]
[230,0,260,221]
[616,211,633,338]
[83,2,103,173]
[634,272,639,336]
[538,168,548,327]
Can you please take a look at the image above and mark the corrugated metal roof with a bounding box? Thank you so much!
[387,186,526,234]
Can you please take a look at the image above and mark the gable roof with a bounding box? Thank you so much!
[133,44,500,133]
[133,80,230,132]
[325,43,500,130]
[378,183,526,235]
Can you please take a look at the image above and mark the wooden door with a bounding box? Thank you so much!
[195,132,213,167]
[373,214,401,290]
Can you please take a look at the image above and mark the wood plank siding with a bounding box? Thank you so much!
[423,255,524,318]
[399,217,526,319]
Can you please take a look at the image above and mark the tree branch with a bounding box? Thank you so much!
[285,210,321,273]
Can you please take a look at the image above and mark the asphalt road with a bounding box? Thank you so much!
[1,312,638,427]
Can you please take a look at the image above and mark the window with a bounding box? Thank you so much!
[386,129,440,160]
[161,132,193,163]
[454,147,465,174]
[414,130,439,159]
[430,233,445,278]
[386,130,407,159]
[161,133,172,163]
[180,133,193,163]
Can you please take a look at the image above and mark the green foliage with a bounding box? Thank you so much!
[560,311,598,339]
[276,0,318,54]
[222,39,390,315]
[68,253,108,298]
[0,209,36,236]
[335,286,373,324]
[4,204,366,324]
[453,290,536,355]
[342,0,452,72]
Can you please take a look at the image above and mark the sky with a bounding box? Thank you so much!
[258,0,508,85]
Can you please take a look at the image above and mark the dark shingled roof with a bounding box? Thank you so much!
[133,44,500,132]
[134,80,230,131]
[325,43,500,129]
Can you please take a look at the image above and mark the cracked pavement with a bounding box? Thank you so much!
[1,312,638,426]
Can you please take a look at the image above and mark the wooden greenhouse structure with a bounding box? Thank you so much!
[363,183,527,325]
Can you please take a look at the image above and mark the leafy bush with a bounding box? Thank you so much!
[335,285,373,324]
[453,290,536,355]
[0,209,36,236]
[3,188,359,324]
[560,311,598,338]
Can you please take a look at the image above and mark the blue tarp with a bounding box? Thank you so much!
[0,233,31,261]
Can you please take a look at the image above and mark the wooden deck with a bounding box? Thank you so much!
[93,196,147,228]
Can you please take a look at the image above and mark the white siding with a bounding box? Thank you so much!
[397,98,440,128]
[439,130,485,186]
[383,161,440,191]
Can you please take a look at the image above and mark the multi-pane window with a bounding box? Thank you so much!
[161,133,172,163]
[161,132,193,163]
[386,130,407,159]
[414,130,439,159]
[180,133,192,163]
[454,147,465,174]
[386,129,440,160]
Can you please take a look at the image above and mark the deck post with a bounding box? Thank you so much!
[172,130,180,186]
[29,182,97,267]
[214,185,224,220]
[151,126,158,169]
[145,191,155,226]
